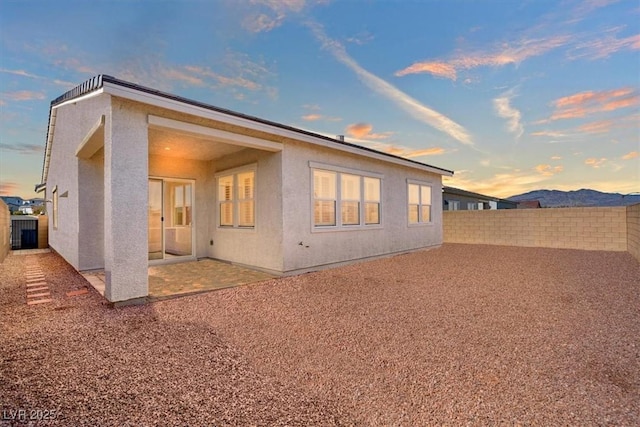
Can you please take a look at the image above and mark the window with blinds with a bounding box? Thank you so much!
[408,182,432,224]
[217,167,255,228]
[312,166,381,229]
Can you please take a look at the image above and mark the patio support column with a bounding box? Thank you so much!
[103,102,149,302]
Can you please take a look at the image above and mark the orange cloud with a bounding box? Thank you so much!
[302,114,322,121]
[585,157,607,168]
[345,123,392,140]
[570,28,640,60]
[395,35,569,80]
[622,151,638,160]
[395,62,457,79]
[550,87,639,120]
[302,113,341,122]
[535,164,563,176]
[551,156,562,160]
[577,119,613,134]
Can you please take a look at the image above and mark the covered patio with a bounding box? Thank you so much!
[81,259,275,302]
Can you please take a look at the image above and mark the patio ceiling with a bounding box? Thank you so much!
[148,127,246,161]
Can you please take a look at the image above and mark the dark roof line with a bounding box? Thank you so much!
[443,186,517,203]
[51,74,454,175]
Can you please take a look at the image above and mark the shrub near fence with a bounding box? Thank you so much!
[443,207,629,252]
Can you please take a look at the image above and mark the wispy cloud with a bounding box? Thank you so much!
[302,113,341,122]
[307,21,473,146]
[622,151,638,160]
[585,157,608,168]
[535,164,564,176]
[569,26,639,59]
[551,155,563,160]
[549,87,639,120]
[493,90,523,138]
[243,0,323,33]
[1,91,46,102]
[395,35,570,80]
[0,143,43,155]
[345,123,392,140]
[365,142,446,159]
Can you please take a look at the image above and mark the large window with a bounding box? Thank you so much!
[408,182,432,224]
[217,166,255,228]
[312,164,382,229]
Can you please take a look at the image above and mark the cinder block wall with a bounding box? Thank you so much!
[627,203,640,262]
[443,207,627,252]
[38,215,49,249]
[0,200,9,263]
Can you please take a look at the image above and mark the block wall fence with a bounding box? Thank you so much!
[444,205,640,262]
[0,200,9,263]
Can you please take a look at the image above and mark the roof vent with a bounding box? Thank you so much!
[336,135,344,141]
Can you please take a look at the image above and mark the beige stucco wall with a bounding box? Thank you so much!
[0,199,9,263]
[627,203,640,262]
[281,139,444,273]
[210,148,284,273]
[46,93,111,269]
[444,207,627,251]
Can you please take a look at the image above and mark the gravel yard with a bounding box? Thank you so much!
[1,244,639,426]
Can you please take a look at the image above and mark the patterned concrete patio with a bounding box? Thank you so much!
[81,259,275,301]
[148,259,275,299]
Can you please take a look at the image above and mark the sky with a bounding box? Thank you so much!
[0,0,638,200]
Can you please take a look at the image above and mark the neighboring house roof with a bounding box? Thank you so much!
[443,186,498,202]
[39,75,454,189]
[517,200,542,209]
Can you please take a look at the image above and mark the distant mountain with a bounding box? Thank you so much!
[508,189,640,208]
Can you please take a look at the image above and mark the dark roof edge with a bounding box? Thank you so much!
[51,75,454,175]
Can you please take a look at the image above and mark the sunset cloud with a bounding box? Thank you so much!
[622,151,638,160]
[1,90,46,102]
[395,35,570,80]
[308,21,473,145]
[549,87,639,120]
[585,157,607,168]
[345,123,392,140]
[493,91,523,138]
[569,27,640,60]
[302,113,341,122]
[535,164,563,176]
[367,143,446,159]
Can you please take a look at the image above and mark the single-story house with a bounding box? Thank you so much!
[443,186,518,210]
[37,75,453,303]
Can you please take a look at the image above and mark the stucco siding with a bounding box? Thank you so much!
[0,199,9,263]
[78,148,104,269]
[46,93,111,269]
[210,148,284,273]
[281,140,443,273]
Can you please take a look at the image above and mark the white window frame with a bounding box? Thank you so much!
[310,161,383,232]
[52,185,58,230]
[407,180,433,226]
[215,164,257,230]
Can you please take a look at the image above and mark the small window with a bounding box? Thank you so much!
[217,167,255,228]
[408,182,432,224]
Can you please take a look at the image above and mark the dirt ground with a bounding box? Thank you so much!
[1,244,639,426]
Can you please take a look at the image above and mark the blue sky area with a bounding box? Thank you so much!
[1,0,638,199]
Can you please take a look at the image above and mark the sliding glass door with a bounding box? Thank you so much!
[148,178,194,261]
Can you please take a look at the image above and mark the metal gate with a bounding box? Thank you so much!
[11,217,38,250]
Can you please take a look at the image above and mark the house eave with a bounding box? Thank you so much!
[41,75,454,183]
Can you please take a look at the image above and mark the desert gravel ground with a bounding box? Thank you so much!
[1,244,639,426]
